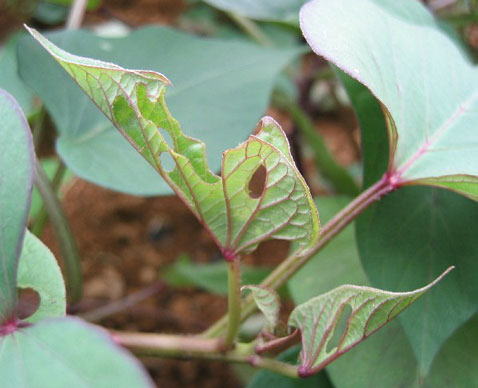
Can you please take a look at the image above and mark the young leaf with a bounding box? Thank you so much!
[19,27,303,196]
[288,267,453,377]
[0,317,153,387]
[301,0,478,201]
[17,231,66,323]
[242,285,280,332]
[0,89,34,324]
[27,28,320,257]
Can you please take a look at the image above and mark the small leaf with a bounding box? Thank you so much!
[27,28,320,257]
[300,0,478,200]
[288,267,453,377]
[242,285,280,332]
[17,231,66,323]
[0,89,34,323]
[0,317,153,387]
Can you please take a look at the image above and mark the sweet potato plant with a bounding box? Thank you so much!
[1,0,477,386]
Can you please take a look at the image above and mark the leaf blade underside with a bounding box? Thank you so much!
[27,27,319,256]
[288,267,453,377]
[300,0,478,201]
[242,285,280,332]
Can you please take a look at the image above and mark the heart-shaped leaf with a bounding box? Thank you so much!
[0,89,34,324]
[242,285,280,332]
[17,231,66,323]
[0,317,153,387]
[27,28,320,257]
[300,0,478,201]
[19,27,302,196]
[288,267,452,377]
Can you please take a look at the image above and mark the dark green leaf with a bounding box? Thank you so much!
[288,196,367,305]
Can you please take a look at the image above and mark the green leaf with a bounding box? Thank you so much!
[357,187,478,374]
[288,196,367,305]
[424,313,478,387]
[203,0,307,23]
[0,34,35,115]
[339,39,478,381]
[26,27,320,257]
[17,231,66,323]
[0,317,153,387]
[301,0,478,201]
[0,89,34,323]
[288,268,452,377]
[326,321,418,387]
[242,285,280,332]
[247,347,333,388]
[19,27,302,196]
[163,255,270,295]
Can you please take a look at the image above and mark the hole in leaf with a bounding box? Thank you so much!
[15,288,40,320]
[159,128,174,149]
[248,164,267,199]
[160,151,175,172]
[326,304,352,352]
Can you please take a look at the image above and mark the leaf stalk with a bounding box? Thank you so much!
[223,257,242,349]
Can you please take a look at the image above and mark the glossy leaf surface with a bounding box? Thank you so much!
[0,317,153,387]
[301,0,478,200]
[19,27,302,196]
[0,89,34,323]
[288,268,452,376]
[17,231,66,323]
[27,28,320,256]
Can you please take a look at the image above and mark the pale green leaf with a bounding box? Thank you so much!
[19,27,302,196]
[0,89,34,323]
[242,285,280,331]
[0,34,35,115]
[0,317,153,387]
[301,0,478,200]
[203,0,306,23]
[27,28,320,257]
[17,231,66,323]
[288,267,452,377]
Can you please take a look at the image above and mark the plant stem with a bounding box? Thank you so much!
[34,160,83,304]
[273,91,359,196]
[226,12,274,46]
[203,175,395,338]
[114,331,299,378]
[80,281,163,322]
[66,0,88,29]
[224,257,242,349]
[31,161,67,237]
